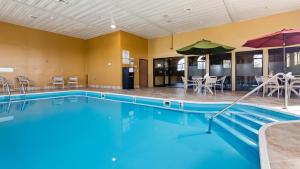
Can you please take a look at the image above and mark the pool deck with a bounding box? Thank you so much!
[3,86,300,169]
[260,121,300,169]
[5,87,300,115]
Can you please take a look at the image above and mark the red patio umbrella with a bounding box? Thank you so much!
[243,28,300,72]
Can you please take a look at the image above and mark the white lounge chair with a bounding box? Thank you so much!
[215,76,227,93]
[67,76,79,88]
[52,76,64,89]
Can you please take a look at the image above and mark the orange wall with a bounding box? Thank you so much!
[0,22,86,87]
[148,9,300,87]
[86,31,122,87]
[120,31,148,87]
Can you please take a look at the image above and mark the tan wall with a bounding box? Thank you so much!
[120,31,148,87]
[148,9,300,88]
[86,31,122,87]
[0,22,86,87]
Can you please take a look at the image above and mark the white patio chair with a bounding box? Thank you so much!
[181,76,197,93]
[0,76,8,93]
[289,79,300,98]
[202,76,217,95]
[16,76,33,91]
[263,76,284,98]
[67,76,79,88]
[52,76,64,89]
[215,76,227,93]
[255,76,263,95]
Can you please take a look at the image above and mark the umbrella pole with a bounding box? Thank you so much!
[283,38,288,109]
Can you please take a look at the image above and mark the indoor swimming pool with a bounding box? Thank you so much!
[0,91,298,169]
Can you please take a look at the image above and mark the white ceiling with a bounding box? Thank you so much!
[1,0,300,39]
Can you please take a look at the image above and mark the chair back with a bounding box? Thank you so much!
[218,76,227,83]
[192,76,201,80]
[16,76,28,83]
[255,76,263,84]
[0,76,8,84]
[68,76,78,82]
[53,76,64,82]
[205,76,217,85]
[263,76,279,85]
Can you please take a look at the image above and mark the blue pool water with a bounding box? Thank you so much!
[0,91,298,169]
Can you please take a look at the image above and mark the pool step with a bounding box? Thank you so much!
[217,115,259,143]
[224,112,265,130]
[213,118,257,150]
[240,112,278,123]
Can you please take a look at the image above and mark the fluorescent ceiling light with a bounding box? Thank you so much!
[0,67,14,72]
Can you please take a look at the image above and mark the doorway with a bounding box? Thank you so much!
[153,57,184,87]
[139,59,148,88]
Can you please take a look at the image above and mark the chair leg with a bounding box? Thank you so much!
[221,84,224,93]
[214,86,216,95]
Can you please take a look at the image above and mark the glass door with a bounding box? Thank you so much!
[236,50,263,91]
[269,46,300,75]
[188,56,206,80]
[209,53,232,90]
[153,57,184,87]
[153,58,168,87]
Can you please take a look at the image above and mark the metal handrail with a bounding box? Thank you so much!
[4,82,11,100]
[20,83,26,95]
[206,72,291,133]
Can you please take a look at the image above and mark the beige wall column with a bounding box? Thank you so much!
[148,58,154,87]
[184,55,188,78]
[205,54,210,75]
[263,49,269,76]
[231,52,236,91]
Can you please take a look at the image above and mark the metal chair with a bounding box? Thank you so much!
[215,76,227,93]
[52,76,64,89]
[202,76,217,95]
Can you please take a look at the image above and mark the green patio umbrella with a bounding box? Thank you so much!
[176,39,235,55]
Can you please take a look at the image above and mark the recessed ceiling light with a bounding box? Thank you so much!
[29,15,38,19]
[166,19,172,23]
[162,14,169,18]
[110,18,117,29]
[56,0,68,4]
[110,24,117,29]
[184,8,192,12]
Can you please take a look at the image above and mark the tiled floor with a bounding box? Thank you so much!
[265,122,300,169]
[6,86,300,115]
[91,87,300,115]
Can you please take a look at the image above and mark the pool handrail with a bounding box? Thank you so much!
[206,72,292,134]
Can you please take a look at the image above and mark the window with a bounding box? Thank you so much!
[177,58,185,71]
[287,53,290,67]
[197,56,205,69]
[223,60,231,68]
[294,52,300,65]
[253,54,263,68]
